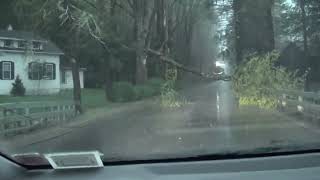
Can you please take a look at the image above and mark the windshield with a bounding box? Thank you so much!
[0,0,320,166]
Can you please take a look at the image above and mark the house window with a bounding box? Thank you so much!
[28,62,43,80]
[33,42,41,50]
[28,62,56,80]
[3,62,11,79]
[18,41,26,49]
[44,63,54,80]
[0,61,14,80]
[4,40,13,48]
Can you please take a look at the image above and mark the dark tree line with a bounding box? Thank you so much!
[233,0,275,63]
[1,0,319,111]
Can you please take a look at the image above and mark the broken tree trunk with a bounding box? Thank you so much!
[71,58,83,114]
[133,0,154,84]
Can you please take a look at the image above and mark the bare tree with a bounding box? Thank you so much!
[132,0,155,84]
[299,0,309,55]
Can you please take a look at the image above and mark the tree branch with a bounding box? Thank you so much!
[126,0,134,10]
[82,0,134,17]
[146,48,231,81]
[145,7,156,48]
[114,1,134,17]
[82,0,97,9]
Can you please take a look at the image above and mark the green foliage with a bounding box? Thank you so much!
[233,52,307,109]
[134,78,165,100]
[110,82,136,102]
[1,89,108,109]
[134,85,155,100]
[110,78,164,102]
[160,68,188,108]
[160,82,185,108]
[276,0,320,55]
[239,97,278,110]
[147,78,165,94]
[10,76,26,97]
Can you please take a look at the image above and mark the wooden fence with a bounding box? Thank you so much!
[0,101,76,137]
[278,89,320,125]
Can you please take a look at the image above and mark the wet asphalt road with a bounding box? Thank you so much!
[9,81,320,161]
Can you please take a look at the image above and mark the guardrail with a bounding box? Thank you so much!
[0,101,76,137]
[278,89,320,125]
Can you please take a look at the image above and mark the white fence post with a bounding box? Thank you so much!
[25,107,32,127]
[297,96,304,113]
[0,101,76,136]
[282,94,287,108]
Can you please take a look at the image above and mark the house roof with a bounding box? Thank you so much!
[0,30,64,55]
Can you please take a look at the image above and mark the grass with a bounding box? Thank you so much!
[0,89,109,110]
[81,89,109,109]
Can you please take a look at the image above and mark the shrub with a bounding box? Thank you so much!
[160,68,189,108]
[160,81,189,108]
[134,85,155,100]
[239,96,278,109]
[134,78,165,100]
[233,52,307,109]
[147,78,165,95]
[110,82,135,102]
[10,76,26,96]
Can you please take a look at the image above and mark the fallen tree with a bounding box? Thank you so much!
[77,0,232,82]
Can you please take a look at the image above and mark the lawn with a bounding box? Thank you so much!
[0,89,109,110]
[81,89,109,109]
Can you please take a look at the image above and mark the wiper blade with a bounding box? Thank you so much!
[210,143,320,158]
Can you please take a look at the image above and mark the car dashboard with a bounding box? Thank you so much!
[1,152,320,180]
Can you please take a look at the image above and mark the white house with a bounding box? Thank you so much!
[60,67,85,90]
[0,27,85,95]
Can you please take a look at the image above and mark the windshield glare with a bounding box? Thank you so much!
[0,0,320,166]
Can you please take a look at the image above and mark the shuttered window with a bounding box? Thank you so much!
[44,63,54,80]
[28,62,43,80]
[18,41,27,49]
[28,62,56,80]
[0,61,14,80]
[4,40,13,48]
[33,42,41,50]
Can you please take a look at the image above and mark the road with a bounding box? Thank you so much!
[6,81,320,161]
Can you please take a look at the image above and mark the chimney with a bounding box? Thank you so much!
[7,24,13,31]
